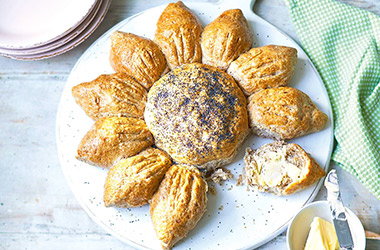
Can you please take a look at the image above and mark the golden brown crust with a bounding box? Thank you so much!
[201,9,253,70]
[144,63,249,169]
[155,1,203,69]
[110,31,167,89]
[248,87,328,140]
[104,148,172,207]
[76,117,154,168]
[227,45,297,95]
[150,164,208,249]
[72,73,147,120]
[284,157,326,195]
[244,141,325,195]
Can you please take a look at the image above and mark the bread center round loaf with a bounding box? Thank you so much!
[144,63,249,169]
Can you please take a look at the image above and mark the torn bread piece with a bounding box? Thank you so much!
[244,141,325,195]
[209,168,233,185]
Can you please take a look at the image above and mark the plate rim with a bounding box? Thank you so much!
[0,0,111,61]
[0,0,103,56]
[56,2,335,249]
[0,0,99,49]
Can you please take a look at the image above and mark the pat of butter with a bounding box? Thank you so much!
[304,217,339,250]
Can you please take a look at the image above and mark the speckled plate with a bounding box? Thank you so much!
[56,0,334,249]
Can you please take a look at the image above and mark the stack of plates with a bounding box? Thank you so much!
[0,0,111,60]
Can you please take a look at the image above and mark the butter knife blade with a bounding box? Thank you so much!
[324,169,354,249]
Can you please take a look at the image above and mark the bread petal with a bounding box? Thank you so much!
[76,117,154,167]
[155,1,203,69]
[72,73,147,120]
[104,148,171,207]
[110,31,167,89]
[150,164,207,249]
[248,87,328,140]
[228,45,297,95]
[201,9,253,70]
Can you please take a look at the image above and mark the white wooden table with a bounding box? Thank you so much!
[0,0,379,249]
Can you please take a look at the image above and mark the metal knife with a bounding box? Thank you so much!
[324,169,354,250]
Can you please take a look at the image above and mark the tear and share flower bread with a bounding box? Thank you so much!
[110,31,167,89]
[150,164,208,249]
[144,63,249,169]
[155,1,203,69]
[201,9,253,70]
[248,87,328,140]
[104,148,171,208]
[228,45,298,95]
[71,73,147,120]
[76,117,154,168]
[244,141,326,195]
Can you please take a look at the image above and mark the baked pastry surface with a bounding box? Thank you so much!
[155,1,202,69]
[244,141,325,195]
[248,87,328,140]
[76,117,154,167]
[68,2,332,247]
[201,9,253,70]
[104,148,171,207]
[144,63,249,169]
[150,164,207,249]
[110,31,167,89]
[228,45,297,95]
[72,73,147,120]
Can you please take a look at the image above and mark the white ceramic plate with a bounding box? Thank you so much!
[0,0,110,61]
[57,0,334,249]
[0,0,97,49]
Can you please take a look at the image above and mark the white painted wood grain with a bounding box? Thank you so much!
[0,0,379,249]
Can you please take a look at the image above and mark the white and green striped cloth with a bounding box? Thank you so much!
[285,0,380,199]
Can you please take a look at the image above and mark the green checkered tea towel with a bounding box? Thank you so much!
[285,0,380,199]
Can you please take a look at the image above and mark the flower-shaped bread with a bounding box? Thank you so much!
[72,1,327,248]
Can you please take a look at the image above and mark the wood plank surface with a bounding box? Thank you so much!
[0,0,379,249]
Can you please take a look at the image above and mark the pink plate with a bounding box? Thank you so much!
[0,0,102,56]
[0,0,111,60]
[0,0,98,49]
